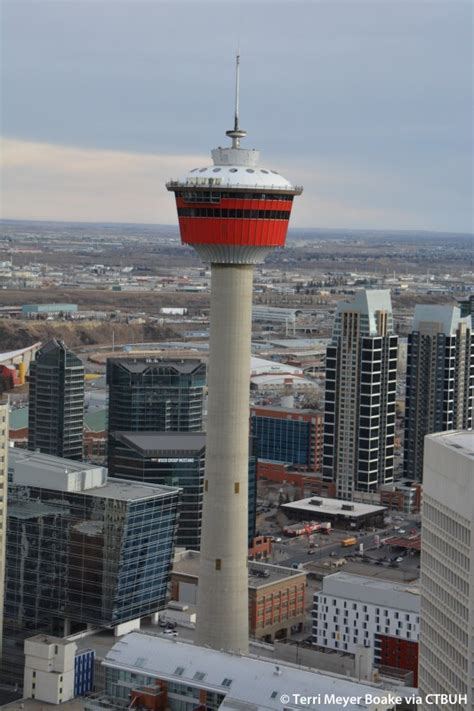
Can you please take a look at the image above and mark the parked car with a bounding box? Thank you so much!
[163,629,179,637]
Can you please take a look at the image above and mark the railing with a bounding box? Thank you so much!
[166,180,303,195]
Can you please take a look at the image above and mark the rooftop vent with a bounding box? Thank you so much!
[341,504,355,511]
[310,498,323,506]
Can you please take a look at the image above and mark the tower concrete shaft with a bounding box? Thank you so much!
[195,264,253,653]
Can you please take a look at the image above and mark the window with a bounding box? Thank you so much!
[222,678,233,688]
[194,672,206,681]
[174,666,185,676]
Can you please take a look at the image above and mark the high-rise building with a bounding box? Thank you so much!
[0,400,9,661]
[3,448,180,687]
[403,305,473,481]
[109,431,258,548]
[458,294,474,318]
[322,290,398,500]
[166,54,302,653]
[106,358,206,466]
[250,405,323,471]
[28,339,84,460]
[109,432,205,550]
[107,358,206,435]
[418,431,474,711]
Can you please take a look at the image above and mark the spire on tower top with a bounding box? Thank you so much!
[226,51,247,148]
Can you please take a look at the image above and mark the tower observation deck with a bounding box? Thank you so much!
[166,55,302,654]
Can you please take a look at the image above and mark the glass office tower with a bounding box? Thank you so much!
[109,432,258,548]
[2,449,180,688]
[107,358,206,434]
[28,339,85,460]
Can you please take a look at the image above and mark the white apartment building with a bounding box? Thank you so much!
[419,431,474,711]
[313,573,419,674]
[322,290,398,500]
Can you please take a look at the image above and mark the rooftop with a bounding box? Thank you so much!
[428,429,474,456]
[107,357,205,375]
[251,405,321,417]
[114,431,207,456]
[173,551,306,588]
[413,304,472,335]
[8,448,179,501]
[102,632,395,711]
[282,496,386,518]
[320,572,420,613]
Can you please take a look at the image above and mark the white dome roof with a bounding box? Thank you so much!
[178,164,294,189]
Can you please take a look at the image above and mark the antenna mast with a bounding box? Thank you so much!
[226,51,247,148]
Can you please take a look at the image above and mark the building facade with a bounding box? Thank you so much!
[3,449,180,688]
[250,405,323,471]
[313,572,420,684]
[109,432,257,548]
[0,400,9,661]
[171,552,306,643]
[28,339,85,460]
[322,290,398,499]
[107,358,206,448]
[108,432,205,550]
[403,306,473,482]
[419,431,474,711]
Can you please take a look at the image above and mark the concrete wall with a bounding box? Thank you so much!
[273,641,357,677]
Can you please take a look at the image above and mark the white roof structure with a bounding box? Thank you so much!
[250,356,303,377]
[413,304,472,335]
[8,448,178,501]
[321,573,420,613]
[179,163,293,189]
[103,632,398,711]
[333,290,394,338]
[282,496,386,519]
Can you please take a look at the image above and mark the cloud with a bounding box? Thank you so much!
[2,137,436,230]
[1,138,208,224]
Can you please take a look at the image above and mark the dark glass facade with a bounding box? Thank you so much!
[109,432,205,550]
[28,339,84,459]
[2,479,180,686]
[109,432,258,549]
[107,358,205,434]
[248,436,257,545]
[251,415,311,466]
[404,327,473,481]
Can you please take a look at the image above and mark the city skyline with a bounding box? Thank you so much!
[2,0,472,232]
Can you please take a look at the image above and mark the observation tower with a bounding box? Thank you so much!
[167,55,302,654]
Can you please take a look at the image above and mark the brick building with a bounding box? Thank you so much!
[171,552,306,642]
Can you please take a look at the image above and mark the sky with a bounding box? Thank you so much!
[1,0,472,232]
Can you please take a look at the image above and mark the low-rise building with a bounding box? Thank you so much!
[171,551,306,642]
[282,496,386,530]
[313,573,420,685]
[85,632,400,711]
[379,480,422,514]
